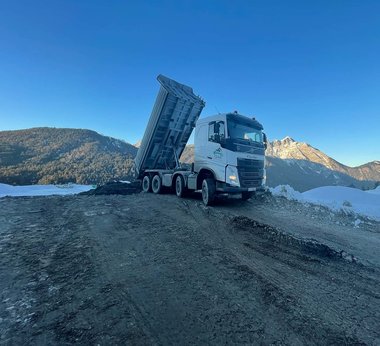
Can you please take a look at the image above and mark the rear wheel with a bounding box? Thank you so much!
[202,178,216,206]
[175,175,187,198]
[242,191,254,201]
[152,174,162,194]
[142,175,151,192]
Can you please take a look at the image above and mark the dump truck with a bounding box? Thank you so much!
[134,75,267,205]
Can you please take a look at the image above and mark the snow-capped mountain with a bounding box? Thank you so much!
[266,136,342,170]
[266,137,380,182]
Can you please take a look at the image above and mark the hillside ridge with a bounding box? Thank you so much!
[0,127,137,185]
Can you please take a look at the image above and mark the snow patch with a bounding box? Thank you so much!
[270,185,380,221]
[269,185,303,200]
[0,183,95,198]
[366,186,380,195]
[281,136,295,142]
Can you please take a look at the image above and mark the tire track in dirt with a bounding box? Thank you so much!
[134,194,378,344]
[1,193,380,344]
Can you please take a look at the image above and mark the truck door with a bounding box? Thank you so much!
[206,121,227,181]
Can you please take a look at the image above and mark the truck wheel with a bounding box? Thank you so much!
[152,174,162,194]
[242,191,254,201]
[142,175,151,192]
[175,175,187,198]
[202,178,216,206]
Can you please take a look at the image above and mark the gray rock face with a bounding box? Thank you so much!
[266,137,380,182]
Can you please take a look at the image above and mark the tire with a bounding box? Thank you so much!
[175,175,187,198]
[242,191,254,201]
[142,175,151,192]
[152,174,162,194]
[202,178,216,206]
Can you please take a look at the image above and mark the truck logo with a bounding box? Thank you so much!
[214,147,223,159]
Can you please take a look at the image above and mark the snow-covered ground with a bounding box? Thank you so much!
[0,183,95,198]
[270,185,380,221]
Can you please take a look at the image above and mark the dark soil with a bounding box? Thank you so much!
[81,181,141,196]
[0,193,379,345]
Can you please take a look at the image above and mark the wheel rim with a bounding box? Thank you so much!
[176,177,181,195]
[152,176,160,193]
[202,181,208,204]
[143,177,149,191]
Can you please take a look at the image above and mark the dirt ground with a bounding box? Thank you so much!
[0,192,379,345]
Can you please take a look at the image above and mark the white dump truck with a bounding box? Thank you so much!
[134,75,267,205]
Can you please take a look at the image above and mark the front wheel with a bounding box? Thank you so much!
[242,191,254,201]
[202,178,216,206]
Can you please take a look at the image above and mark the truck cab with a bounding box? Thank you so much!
[194,111,267,203]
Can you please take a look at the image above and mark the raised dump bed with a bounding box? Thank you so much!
[134,75,205,179]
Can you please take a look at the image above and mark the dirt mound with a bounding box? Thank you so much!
[81,181,141,195]
[230,216,357,262]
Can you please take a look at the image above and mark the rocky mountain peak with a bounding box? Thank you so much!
[281,136,295,143]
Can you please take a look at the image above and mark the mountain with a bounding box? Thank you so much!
[179,137,379,192]
[266,137,380,182]
[180,144,194,164]
[345,161,380,182]
[0,128,137,185]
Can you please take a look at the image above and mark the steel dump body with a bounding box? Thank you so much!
[134,75,205,179]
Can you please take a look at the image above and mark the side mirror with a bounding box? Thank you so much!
[263,133,268,150]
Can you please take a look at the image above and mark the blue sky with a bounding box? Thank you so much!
[0,0,379,166]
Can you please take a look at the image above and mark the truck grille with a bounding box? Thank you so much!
[235,144,265,155]
[237,158,264,188]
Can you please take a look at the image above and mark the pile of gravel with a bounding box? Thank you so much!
[81,181,141,195]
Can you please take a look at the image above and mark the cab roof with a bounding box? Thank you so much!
[197,112,263,130]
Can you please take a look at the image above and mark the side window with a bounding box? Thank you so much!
[218,121,225,140]
[208,121,225,143]
[208,122,215,142]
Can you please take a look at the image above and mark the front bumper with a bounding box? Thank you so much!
[216,181,266,194]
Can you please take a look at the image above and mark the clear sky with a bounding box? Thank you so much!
[0,0,379,166]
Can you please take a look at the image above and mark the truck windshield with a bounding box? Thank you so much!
[227,120,263,143]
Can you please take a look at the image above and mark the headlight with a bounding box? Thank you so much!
[262,168,266,186]
[226,165,240,186]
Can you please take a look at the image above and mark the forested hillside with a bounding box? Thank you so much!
[0,128,137,185]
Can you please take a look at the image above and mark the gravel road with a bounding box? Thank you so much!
[0,193,379,345]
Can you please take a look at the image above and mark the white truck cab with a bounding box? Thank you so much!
[193,111,267,203]
[134,75,267,206]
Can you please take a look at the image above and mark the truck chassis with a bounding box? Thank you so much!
[141,169,264,205]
